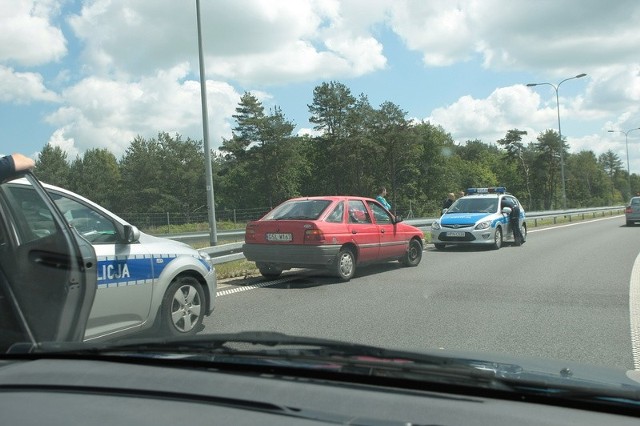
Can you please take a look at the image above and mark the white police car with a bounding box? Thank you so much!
[5,178,216,341]
[430,187,526,250]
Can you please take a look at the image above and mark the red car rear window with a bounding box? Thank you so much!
[263,199,332,220]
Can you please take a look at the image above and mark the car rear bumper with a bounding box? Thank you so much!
[626,213,640,222]
[242,243,341,268]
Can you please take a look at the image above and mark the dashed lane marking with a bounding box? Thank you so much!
[630,252,640,370]
[217,272,314,297]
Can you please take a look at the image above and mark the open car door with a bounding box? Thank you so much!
[0,172,97,352]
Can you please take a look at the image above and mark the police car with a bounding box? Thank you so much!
[4,177,216,341]
[430,187,526,250]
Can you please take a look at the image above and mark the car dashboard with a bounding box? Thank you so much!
[0,357,638,426]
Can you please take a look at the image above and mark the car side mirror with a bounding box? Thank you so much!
[442,208,448,214]
[501,207,512,215]
[123,225,140,243]
[394,215,403,224]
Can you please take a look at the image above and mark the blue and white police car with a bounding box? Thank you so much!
[8,178,216,341]
[430,187,526,250]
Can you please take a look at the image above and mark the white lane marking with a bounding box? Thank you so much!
[217,274,308,297]
[527,215,622,233]
[630,252,640,370]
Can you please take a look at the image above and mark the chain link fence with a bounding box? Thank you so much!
[117,207,271,229]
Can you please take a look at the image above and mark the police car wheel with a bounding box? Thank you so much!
[401,239,422,267]
[161,276,205,336]
[521,223,527,242]
[333,248,356,281]
[492,227,503,250]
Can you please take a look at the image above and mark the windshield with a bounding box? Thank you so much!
[447,198,499,214]
[5,0,640,415]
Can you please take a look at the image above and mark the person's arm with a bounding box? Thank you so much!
[11,153,35,172]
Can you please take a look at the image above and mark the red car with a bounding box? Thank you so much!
[242,196,424,281]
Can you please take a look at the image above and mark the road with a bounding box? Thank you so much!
[202,214,639,371]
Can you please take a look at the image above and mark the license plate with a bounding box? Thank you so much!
[446,231,465,237]
[266,233,293,242]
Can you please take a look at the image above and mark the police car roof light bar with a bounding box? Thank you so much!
[466,187,507,194]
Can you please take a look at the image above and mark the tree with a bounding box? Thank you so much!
[497,129,532,206]
[249,106,301,206]
[220,94,303,208]
[308,81,355,139]
[68,148,120,210]
[371,101,419,213]
[308,81,357,194]
[222,92,265,160]
[567,151,611,206]
[35,144,70,187]
[598,150,625,203]
[532,130,565,209]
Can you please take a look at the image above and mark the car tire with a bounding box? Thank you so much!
[627,220,634,227]
[401,239,423,266]
[160,276,205,337]
[257,263,283,279]
[521,223,527,243]
[492,226,503,250]
[434,243,446,250]
[333,248,356,281]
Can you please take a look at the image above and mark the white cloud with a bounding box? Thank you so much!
[387,0,640,72]
[67,0,388,83]
[0,0,67,66]
[427,85,543,144]
[45,65,240,156]
[0,66,60,103]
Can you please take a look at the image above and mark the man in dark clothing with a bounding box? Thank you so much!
[442,192,455,210]
[509,201,524,246]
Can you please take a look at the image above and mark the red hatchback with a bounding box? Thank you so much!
[242,196,424,281]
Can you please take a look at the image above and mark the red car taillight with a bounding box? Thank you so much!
[245,226,256,242]
[626,207,633,214]
[304,229,325,242]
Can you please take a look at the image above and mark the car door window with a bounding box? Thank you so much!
[367,201,392,224]
[326,202,344,223]
[1,184,58,244]
[348,200,371,224]
[49,192,118,244]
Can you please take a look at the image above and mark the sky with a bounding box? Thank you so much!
[2,0,640,172]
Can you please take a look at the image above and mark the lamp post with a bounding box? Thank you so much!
[196,0,217,245]
[608,127,640,195]
[527,73,587,209]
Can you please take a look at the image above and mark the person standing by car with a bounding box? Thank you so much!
[442,192,455,210]
[376,186,391,211]
[0,153,35,181]
[509,200,524,246]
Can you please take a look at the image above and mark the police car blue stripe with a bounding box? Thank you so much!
[96,254,190,288]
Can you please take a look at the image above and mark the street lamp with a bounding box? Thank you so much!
[607,127,640,194]
[527,73,587,209]
[195,0,217,245]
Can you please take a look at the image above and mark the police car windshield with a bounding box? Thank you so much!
[447,198,498,214]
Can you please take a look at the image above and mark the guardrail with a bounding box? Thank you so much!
[179,206,625,265]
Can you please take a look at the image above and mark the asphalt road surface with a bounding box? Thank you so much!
[203,214,639,371]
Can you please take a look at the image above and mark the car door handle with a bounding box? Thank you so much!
[352,230,357,234]
[380,229,385,233]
